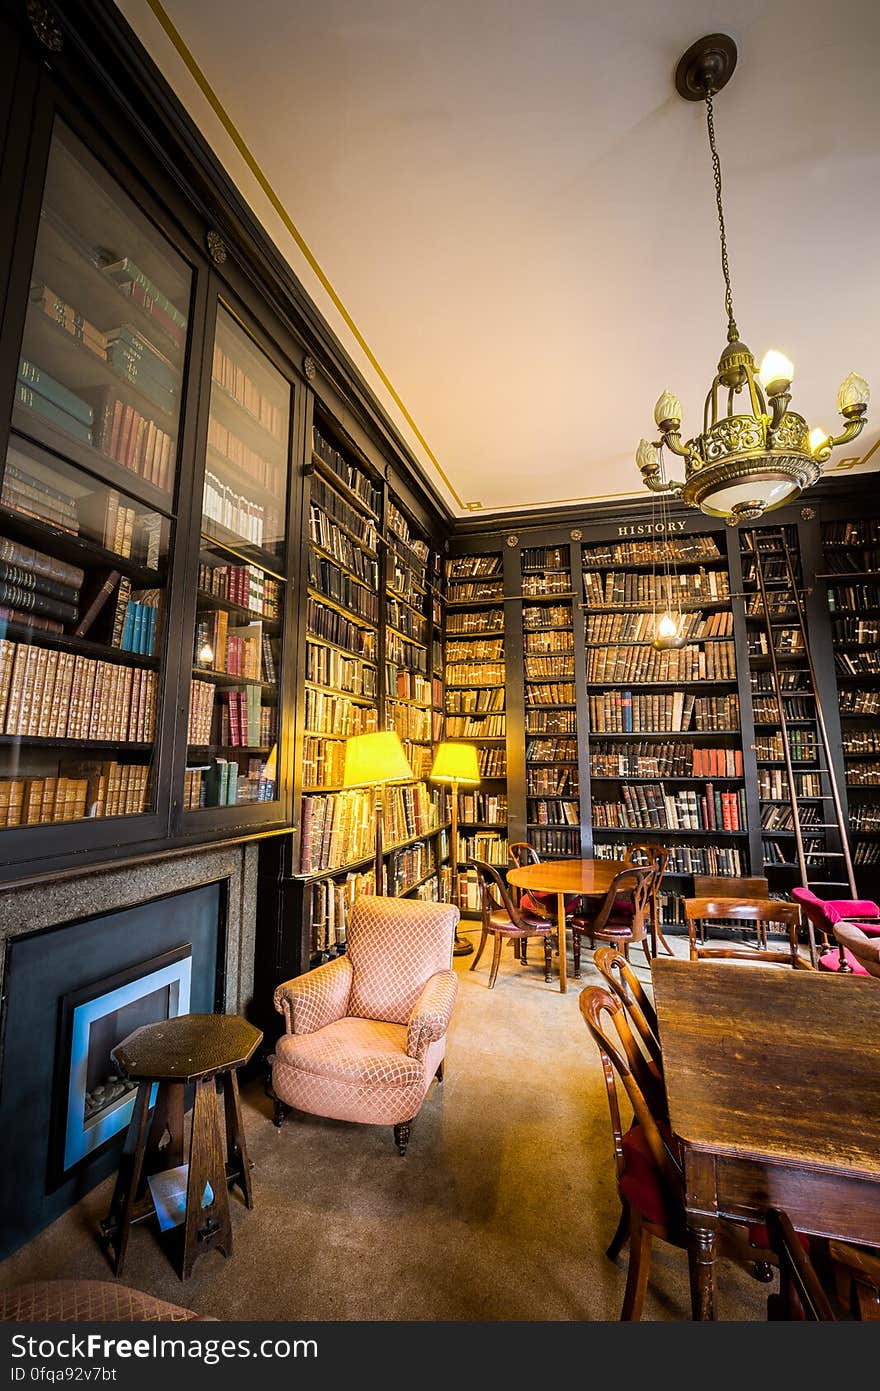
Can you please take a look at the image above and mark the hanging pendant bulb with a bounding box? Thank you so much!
[652,611,687,651]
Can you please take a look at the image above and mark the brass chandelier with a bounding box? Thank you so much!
[637,34,870,527]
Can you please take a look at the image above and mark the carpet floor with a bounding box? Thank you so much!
[0,928,770,1321]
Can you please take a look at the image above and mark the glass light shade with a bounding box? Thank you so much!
[809,427,829,455]
[343,731,413,787]
[698,474,801,520]
[758,349,794,390]
[197,643,214,666]
[657,612,678,638]
[430,741,480,786]
[654,390,682,428]
[838,372,870,411]
[636,438,661,472]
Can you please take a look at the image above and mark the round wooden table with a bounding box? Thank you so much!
[507,859,625,993]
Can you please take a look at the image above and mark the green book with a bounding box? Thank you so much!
[18,359,94,427]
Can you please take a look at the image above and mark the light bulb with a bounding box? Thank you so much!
[198,643,214,665]
[838,372,870,412]
[809,427,829,455]
[758,350,794,392]
[636,438,661,474]
[657,612,678,638]
[654,391,682,429]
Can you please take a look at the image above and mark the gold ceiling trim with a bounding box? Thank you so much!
[144,0,465,508]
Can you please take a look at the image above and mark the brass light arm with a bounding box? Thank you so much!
[660,429,703,470]
[813,406,868,464]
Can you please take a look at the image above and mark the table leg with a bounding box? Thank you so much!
[557,891,567,994]
[684,1148,719,1320]
[687,1222,718,1321]
[182,1075,232,1279]
[223,1069,254,1208]
[100,1080,151,1276]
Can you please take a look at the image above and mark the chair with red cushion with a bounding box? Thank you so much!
[508,841,580,919]
[570,864,657,976]
[469,858,554,988]
[578,985,789,1320]
[792,887,880,972]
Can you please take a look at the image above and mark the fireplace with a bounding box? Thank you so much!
[55,945,192,1181]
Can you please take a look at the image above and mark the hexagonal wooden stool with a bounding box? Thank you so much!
[100,1013,261,1280]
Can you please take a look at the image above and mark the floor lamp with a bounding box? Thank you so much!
[342,731,414,896]
[430,741,480,956]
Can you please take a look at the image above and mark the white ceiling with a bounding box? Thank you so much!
[119,0,880,516]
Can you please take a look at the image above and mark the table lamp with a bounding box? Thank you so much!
[430,741,480,955]
[343,730,414,896]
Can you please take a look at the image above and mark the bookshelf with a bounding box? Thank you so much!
[521,544,581,860]
[0,120,188,841]
[821,517,880,896]
[445,549,507,911]
[185,305,288,812]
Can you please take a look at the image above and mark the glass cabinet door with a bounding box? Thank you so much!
[185,304,289,812]
[0,120,191,841]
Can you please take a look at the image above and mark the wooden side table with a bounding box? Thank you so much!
[100,1013,262,1280]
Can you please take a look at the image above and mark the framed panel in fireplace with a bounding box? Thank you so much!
[49,944,192,1191]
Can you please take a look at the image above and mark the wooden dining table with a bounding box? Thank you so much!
[506,858,625,993]
[652,957,880,1319]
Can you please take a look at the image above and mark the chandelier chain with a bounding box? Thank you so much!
[705,90,736,340]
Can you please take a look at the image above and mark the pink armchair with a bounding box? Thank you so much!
[271,896,459,1154]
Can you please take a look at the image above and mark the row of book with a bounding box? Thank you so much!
[386,501,429,564]
[851,805,880,831]
[307,598,377,661]
[91,390,175,489]
[521,546,569,570]
[457,831,507,865]
[2,454,79,536]
[525,656,575,680]
[189,755,276,807]
[389,669,432,704]
[594,841,746,876]
[212,341,285,442]
[530,827,579,857]
[387,839,437,896]
[386,630,427,675]
[446,661,505,686]
[854,843,880,865]
[832,618,880,646]
[202,472,271,548]
[588,691,740,733]
[313,429,382,516]
[309,867,376,952]
[522,572,570,597]
[586,610,733,644]
[523,604,572,630]
[194,611,264,679]
[839,690,880,715]
[303,688,377,738]
[386,596,427,644]
[0,762,150,825]
[755,731,817,762]
[197,562,280,618]
[0,534,82,634]
[310,473,378,552]
[582,536,721,567]
[445,713,505,738]
[447,555,502,580]
[1,640,155,741]
[114,584,162,656]
[445,638,504,664]
[583,568,729,609]
[843,732,880,754]
[590,743,743,778]
[446,580,504,603]
[527,741,576,768]
[208,415,282,495]
[305,640,378,697]
[16,362,94,448]
[822,549,880,576]
[848,766,880,786]
[826,584,880,613]
[100,253,187,350]
[478,747,506,776]
[309,504,379,584]
[387,701,431,742]
[446,608,504,634]
[746,592,796,618]
[526,681,575,706]
[526,709,576,734]
[457,793,507,823]
[387,553,427,609]
[528,799,579,825]
[752,695,814,722]
[593,784,747,832]
[524,630,573,655]
[834,651,880,676]
[823,520,880,548]
[406,744,434,781]
[309,555,379,624]
[749,631,804,657]
[758,769,823,799]
[300,782,438,873]
[528,767,579,795]
[587,641,736,683]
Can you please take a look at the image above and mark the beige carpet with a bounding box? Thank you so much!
[0,929,769,1321]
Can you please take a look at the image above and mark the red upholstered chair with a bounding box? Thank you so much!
[792,887,880,975]
[578,985,784,1320]
[272,896,459,1155]
[470,858,554,987]
[832,921,880,980]
[570,865,657,976]
[508,841,580,921]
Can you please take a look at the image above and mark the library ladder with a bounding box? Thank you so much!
[751,528,856,964]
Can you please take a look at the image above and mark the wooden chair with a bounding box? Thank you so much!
[469,859,553,988]
[766,1209,836,1320]
[592,946,662,1077]
[683,897,813,968]
[571,865,656,976]
[691,875,769,947]
[579,986,778,1319]
[626,843,673,957]
[508,841,580,939]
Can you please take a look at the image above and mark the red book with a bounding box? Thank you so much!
[721,792,733,831]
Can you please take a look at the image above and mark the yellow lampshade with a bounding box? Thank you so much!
[429,742,480,786]
[343,731,413,788]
